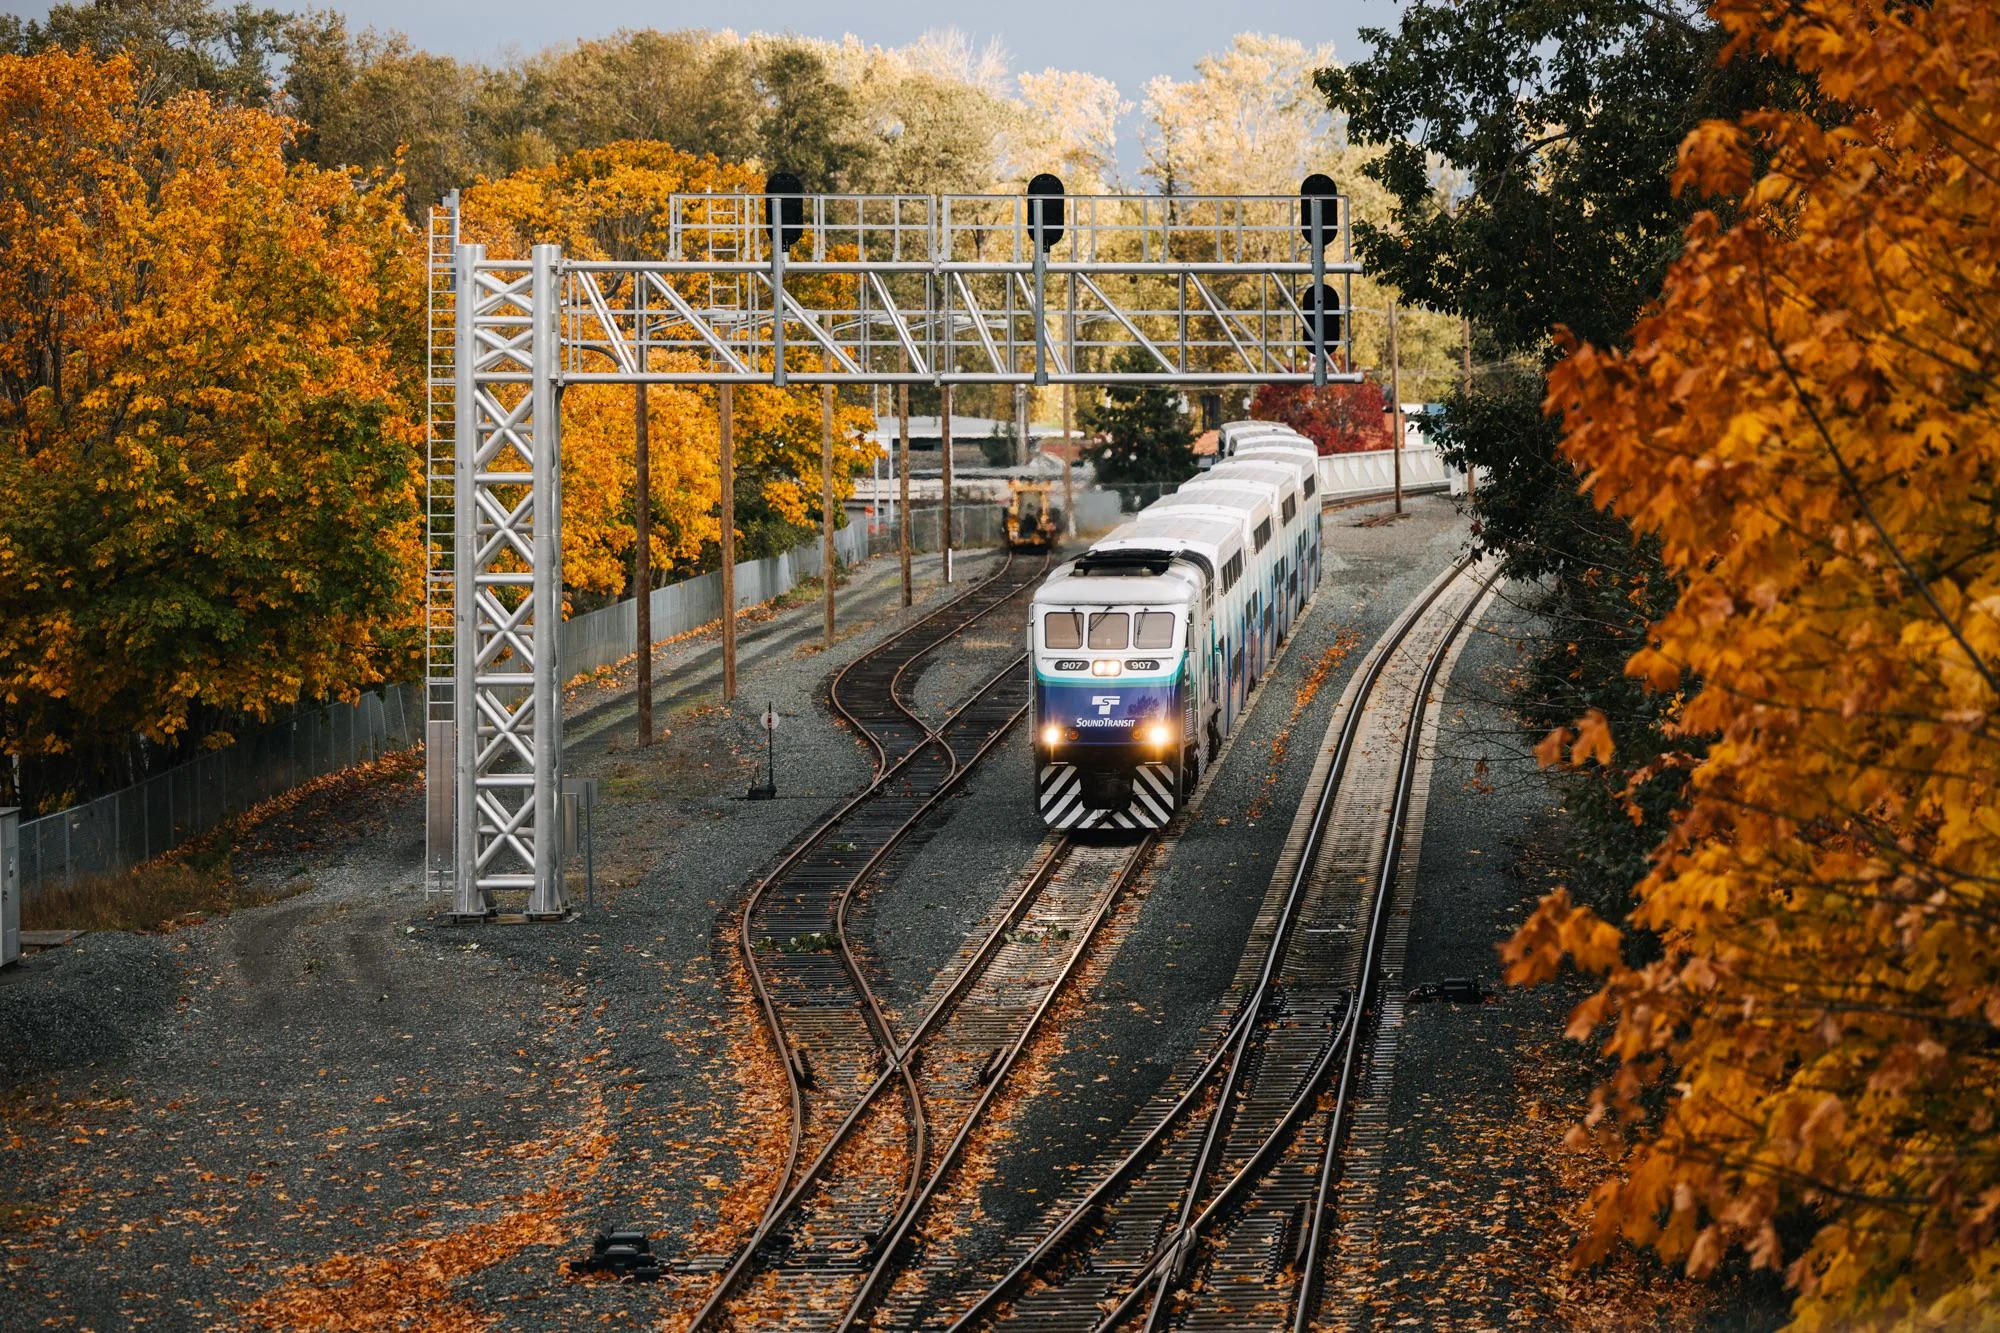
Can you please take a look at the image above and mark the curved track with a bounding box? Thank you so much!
[692,552,1057,1331]
[932,559,1496,1333]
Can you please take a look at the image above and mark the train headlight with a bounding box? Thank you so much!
[1041,724,1063,749]
[1091,659,1122,677]
[1145,722,1173,748]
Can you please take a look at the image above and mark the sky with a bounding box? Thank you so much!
[1,0,1403,172]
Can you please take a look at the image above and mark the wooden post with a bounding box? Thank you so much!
[822,384,836,648]
[635,381,653,745]
[1061,382,1076,538]
[719,384,737,701]
[941,384,955,583]
[1461,315,1476,500]
[1390,299,1404,514]
[897,381,912,607]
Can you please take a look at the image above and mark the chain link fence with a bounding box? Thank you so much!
[16,502,1018,905]
[17,684,423,905]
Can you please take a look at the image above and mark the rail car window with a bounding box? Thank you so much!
[1043,611,1083,649]
[1254,519,1272,552]
[1282,495,1298,524]
[1088,611,1129,649]
[1134,612,1176,649]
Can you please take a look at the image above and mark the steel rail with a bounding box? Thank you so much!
[1090,564,1496,1333]
[703,555,1040,1303]
[834,834,1160,1332]
[692,654,1033,1328]
[690,555,1052,1332]
[943,558,1473,1333]
[1287,568,1499,1333]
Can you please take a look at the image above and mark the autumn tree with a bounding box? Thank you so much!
[0,0,292,104]
[458,142,876,598]
[282,14,504,217]
[1249,382,1393,454]
[1507,0,2000,1320]
[1009,68,1127,192]
[0,50,423,808]
[1322,0,1781,907]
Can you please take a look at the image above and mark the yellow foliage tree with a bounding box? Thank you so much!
[0,49,422,802]
[458,142,875,601]
[1505,0,2000,1323]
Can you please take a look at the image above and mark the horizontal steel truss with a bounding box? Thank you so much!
[449,193,1363,917]
[501,192,1361,388]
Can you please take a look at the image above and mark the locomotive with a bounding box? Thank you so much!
[1030,424,1323,830]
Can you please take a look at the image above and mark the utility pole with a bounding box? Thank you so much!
[821,384,837,648]
[1061,382,1076,538]
[1390,299,1404,515]
[897,380,912,606]
[634,376,653,745]
[1462,315,1476,501]
[719,383,737,701]
[1014,383,1030,467]
[941,384,955,584]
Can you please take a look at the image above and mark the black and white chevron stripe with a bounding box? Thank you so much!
[1037,761,1178,830]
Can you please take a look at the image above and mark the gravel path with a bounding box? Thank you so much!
[892,497,1478,1282]
[1335,584,1790,1330]
[0,544,1013,1332]
[4,505,1768,1332]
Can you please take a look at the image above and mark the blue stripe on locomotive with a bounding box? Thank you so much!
[1034,673,1180,747]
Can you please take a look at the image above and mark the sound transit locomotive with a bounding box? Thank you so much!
[1031,424,1324,830]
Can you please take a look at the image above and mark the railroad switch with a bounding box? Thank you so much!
[1405,977,1493,1005]
[571,1227,665,1281]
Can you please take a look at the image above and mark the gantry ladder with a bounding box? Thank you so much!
[424,193,460,898]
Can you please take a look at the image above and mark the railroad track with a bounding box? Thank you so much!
[690,550,1061,1330]
[925,559,1498,1333]
[703,540,1375,1331]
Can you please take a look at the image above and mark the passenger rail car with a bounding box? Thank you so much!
[1030,429,1326,831]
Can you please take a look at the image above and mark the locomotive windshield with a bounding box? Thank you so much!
[1087,613,1129,649]
[1041,609,1179,651]
[1134,612,1176,648]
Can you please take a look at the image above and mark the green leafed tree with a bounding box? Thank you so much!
[1318,0,1782,905]
[1080,350,1196,486]
[0,0,293,104]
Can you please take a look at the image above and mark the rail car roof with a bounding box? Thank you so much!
[1206,458,1304,505]
[1146,488,1272,541]
[1219,419,1308,446]
[1088,513,1241,580]
[1036,557,1203,607]
[1232,440,1317,465]
[1175,477,1284,516]
[1229,449,1319,497]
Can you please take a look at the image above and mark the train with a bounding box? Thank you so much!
[1031,422,1324,830]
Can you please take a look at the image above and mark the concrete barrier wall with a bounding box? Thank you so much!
[1317,442,1462,499]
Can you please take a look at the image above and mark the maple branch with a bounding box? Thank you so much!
[1749,258,2000,704]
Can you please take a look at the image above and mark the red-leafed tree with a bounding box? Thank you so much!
[1250,382,1392,454]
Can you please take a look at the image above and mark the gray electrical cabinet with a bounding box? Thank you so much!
[1,808,19,968]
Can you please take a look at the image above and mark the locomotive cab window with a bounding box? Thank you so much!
[1043,611,1083,650]
[1088,611,1130,649]
[1134,612,1176,649]
[1254,519,1272,552]
[1303,474,1317,499]
[1282,495,1298,524]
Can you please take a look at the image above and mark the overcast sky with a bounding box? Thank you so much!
[0,0,1403,78]
[2,0,1402,171]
